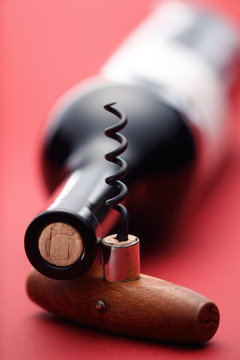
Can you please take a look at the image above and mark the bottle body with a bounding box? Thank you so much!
[25,1,240,279]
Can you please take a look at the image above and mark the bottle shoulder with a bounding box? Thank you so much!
[43,78,195,180]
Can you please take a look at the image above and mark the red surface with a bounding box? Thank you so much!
[1,0,240,359]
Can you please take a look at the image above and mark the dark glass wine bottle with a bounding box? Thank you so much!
[25,1,239,279]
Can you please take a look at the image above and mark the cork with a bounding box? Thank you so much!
[102,234,140,282]
[38,222,83,266]
[102,234,138,247]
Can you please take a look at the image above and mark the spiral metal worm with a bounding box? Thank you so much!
[104,102,129,242]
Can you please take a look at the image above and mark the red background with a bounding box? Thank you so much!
[1,0,240,359]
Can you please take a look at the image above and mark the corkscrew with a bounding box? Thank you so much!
[104,103,129,242]
[27,103,220,343]
[102,103,140,282]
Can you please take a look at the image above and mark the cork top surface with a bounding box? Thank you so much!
[102,234,138,247]
[38,222,83,266]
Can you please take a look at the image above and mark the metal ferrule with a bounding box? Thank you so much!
[102,234,140,282]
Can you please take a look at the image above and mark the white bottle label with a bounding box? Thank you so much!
[102,1,239,151]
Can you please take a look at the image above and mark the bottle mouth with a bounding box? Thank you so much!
[24,209,98,280]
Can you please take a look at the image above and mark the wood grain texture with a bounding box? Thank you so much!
[27,266,219,343]
[38,222,83,266]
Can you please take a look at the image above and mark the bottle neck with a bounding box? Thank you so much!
[48,160,117,228]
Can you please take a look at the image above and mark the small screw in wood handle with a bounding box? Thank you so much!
[27,265,219,344]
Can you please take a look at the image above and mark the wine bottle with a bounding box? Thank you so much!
[25,1,239,279]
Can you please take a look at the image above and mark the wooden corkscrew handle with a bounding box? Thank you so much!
[27,265,219,344]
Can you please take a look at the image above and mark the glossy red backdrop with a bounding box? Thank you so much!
[1,0,240,359]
